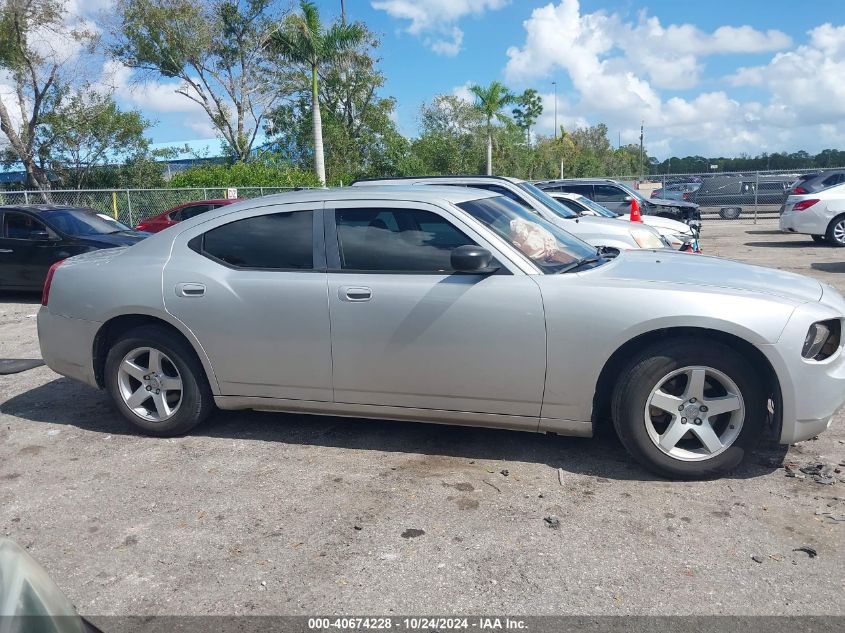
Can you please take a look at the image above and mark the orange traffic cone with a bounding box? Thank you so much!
[630,198,643,223]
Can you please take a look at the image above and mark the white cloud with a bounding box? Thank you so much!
[372,0,508,56]
[452,81,475,103]
[502,0,845,157]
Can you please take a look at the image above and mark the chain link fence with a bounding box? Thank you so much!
[0,187,298,227]
[614,167,844,221]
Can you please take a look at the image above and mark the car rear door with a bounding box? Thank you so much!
[162,202,333,401]
[324,200,546,425]
[593,184,631,213]
[0,211,67,289]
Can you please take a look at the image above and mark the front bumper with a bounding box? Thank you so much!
[763,295,845,443]
[37,308,101,389]
[779,210,827,236]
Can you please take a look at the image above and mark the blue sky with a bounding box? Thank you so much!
[91,0,845,159]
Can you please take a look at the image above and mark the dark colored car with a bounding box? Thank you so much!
[534,178,702,229]
[787,170,845,196]
[135,199,241,233]
[0,205,147,291]
[651,182,701,201]
[688,176,792,207]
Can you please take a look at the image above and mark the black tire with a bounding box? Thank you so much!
[811,235,827,244]
[825,215,845,247]
[611,339,766,479]
[105,325,214,436]
[719,207,742,220]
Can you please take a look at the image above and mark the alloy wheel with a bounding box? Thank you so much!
[117,347,183,422]
[833,220,845,245]
[644,366,744,461]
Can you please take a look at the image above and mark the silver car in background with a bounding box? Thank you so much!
[38,187,845,478]
[352,175,668,251]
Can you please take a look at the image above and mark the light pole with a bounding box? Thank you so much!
[552,81,557,139]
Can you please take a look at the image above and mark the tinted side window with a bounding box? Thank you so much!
[172,205,211,221]
[823,174,844,187]
[593,185,628,202]
[3,212,49,239]
[199,211,313,269]
[335,208,476,272]
[557,184,594,198]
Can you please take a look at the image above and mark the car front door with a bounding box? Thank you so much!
[162,203,333,401]
[593,184,631,213]
[0,211,67,290]
[325,201,546,426]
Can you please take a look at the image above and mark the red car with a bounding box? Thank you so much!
[135,199,241,233]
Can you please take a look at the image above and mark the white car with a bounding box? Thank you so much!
[352,176,668,252]
[546,191,697,250]
[780,182,845,245]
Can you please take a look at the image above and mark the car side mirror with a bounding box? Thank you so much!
[623,195,632,202]
[31,230,52,241]
[451,245,496,273]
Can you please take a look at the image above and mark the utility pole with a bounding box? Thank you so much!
[638,121,644,182]
[341,0,346,24]
[552,80,557,139]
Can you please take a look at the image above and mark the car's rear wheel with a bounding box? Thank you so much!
[105,325,214,436]
[811,234,827,244]
[825,216,845,247]
[719,207,742,220]
[611,339,766,479]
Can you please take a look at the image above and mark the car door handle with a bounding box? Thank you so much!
[175,282,206,297]
[0,249,12,253]
[340,286,373,302]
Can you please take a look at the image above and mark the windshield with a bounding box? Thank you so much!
[573,195,620,218]
[516,182,578,219]
[613,181,648,204]
[42,208,133,237]
[457,195,596,274]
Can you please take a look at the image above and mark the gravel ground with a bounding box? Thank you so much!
[1,219,844,616]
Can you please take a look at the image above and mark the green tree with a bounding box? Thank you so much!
[412,94,485,175]
[42,91,150,189]
[0,0,95,191]
[271,0,364,185]
[512,88,543,143]
[168,150,320,188]
[267,27,410,183]
[469,81,514,175]
[112,0,284,162]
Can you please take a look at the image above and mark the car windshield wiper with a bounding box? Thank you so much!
[556,253,603,274]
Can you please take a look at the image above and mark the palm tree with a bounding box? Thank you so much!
[470,81,514,175]
[272,1,364,185]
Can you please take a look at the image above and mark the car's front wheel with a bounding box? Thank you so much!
[825,216,845,247]
[105,325,214,436]
[611,339,766,479]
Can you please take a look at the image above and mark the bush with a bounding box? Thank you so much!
[168,153,321,189]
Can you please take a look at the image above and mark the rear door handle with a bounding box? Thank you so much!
[340,286,372,302]
[175,282,206,297]
[0,249,12,253]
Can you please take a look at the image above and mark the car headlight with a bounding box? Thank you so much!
[802,320,841,360]
[630,228,665,249]
[662,232,685,248]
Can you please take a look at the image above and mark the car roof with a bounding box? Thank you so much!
[545,191,580,199]
[534,178,619,185]
[351,175,525,186]
[222,185,500,208]
[0,204,86,213]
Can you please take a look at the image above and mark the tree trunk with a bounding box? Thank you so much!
[486,129,492,176]
[311,65,327,186]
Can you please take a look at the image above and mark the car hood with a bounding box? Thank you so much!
[75,231,148,247]
[586,250,823,304]
[619,214,693,234]
[568,215,662,237]
[646,197,699,210]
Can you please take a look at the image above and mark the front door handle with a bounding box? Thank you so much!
[175,282,206,297]
[0,249,12,253]
[340,286,373,302]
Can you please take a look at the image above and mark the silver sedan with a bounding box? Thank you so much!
[38,187,845,478]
